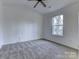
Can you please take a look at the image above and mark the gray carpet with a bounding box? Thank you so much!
[0,39,78,59]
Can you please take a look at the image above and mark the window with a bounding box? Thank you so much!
[52,15,64,36]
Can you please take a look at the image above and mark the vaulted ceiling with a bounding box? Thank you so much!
[3,0,79,14]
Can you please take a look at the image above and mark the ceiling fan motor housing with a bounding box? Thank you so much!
[28,0,46,8]
[38,0,42,1]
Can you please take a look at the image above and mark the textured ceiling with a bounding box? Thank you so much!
[3,0,79,14]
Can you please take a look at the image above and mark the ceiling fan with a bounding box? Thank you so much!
[27,0,46,8]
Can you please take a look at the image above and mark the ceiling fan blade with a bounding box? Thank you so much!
[40,1,46,7]
[27,0,46,1]
[27,0,37,1]
[34,1,39,8]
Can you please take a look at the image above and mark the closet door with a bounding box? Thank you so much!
[78,13,79,38]
[16,22,39,42]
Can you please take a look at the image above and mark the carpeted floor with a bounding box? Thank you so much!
[0,39,78,59]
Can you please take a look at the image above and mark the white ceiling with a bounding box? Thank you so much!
[2,0,79,14]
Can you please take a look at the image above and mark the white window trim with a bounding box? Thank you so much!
[52,14,64,36]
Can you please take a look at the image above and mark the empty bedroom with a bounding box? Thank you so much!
[0,0,79,59]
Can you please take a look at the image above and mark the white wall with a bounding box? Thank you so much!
[42,2,79,50]
[2,0,79,50]
[3,4,43,45]
[0,0,3,48]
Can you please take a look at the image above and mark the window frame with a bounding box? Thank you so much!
[52,14,64,36]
